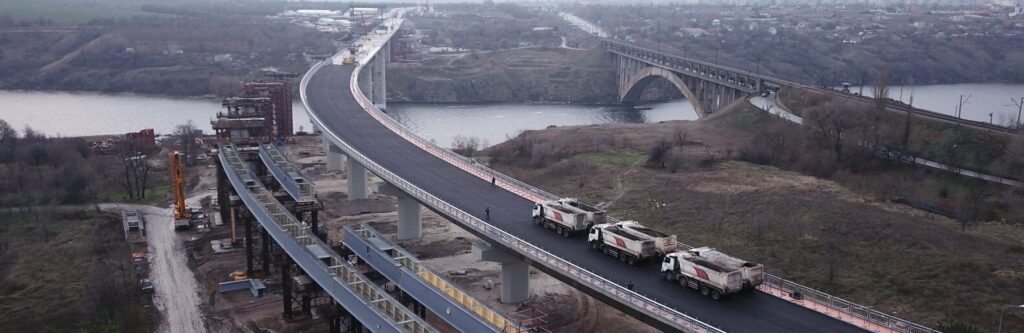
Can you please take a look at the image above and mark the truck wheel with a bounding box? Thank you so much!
[532,216,541,225]
[619,253,628,263]
[700,285,711,297]
[627,256,637,266]
[560,227,570,238]
[590,241,600,250]
[710,289,722,301]
[662,271,673,281]
[678,276,689,288]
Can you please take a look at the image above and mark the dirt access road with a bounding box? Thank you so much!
[103,203,207,333]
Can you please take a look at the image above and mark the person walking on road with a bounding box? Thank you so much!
[626,280,634,291]
[485,207,491,220]
[491,177,496,188]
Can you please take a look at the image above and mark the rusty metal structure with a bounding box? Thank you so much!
[212,97,273,145]
[244,73,299,139]
[212,73,298,146]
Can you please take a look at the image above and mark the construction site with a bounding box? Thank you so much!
[109,58,645,332]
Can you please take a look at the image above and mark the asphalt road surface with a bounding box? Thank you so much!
[306,63,867,333]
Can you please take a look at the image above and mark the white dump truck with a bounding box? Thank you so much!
[588,223,658,265]
[556,198,606,225]
[687,247,764,290]
[661,250,744,300]
[614,220,677,256]
[532,199,598,237]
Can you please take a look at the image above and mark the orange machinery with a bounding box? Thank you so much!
[169,151,189,228]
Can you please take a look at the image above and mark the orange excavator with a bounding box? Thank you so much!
[169,151,191,230]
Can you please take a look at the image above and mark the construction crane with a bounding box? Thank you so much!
[169,151,190,229]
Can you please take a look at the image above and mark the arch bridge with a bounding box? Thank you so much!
[606,39,777,117]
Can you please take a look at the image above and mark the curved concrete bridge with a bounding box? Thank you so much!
[301,10,937,333]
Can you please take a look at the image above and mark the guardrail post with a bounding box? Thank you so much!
[347,158,367,200]
[377,182,422,240]
[472,242,529,303]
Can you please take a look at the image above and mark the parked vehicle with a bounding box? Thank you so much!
[613,220,677,256]
[686,247,764,289]
[588,223,658,265]
[556,198,606,225]
[532,199,591,237]
[140,278,154,293]
[660,246,764,300]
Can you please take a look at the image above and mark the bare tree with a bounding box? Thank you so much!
[116,137,153,200]
[646,140,671,168]
[451,135,481,157]
[0,119,18,164]
[172,121,200,166]
[806,100,857,162]
[664,147,686,173]
[673,124,689,146]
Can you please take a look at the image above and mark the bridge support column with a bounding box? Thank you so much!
[360,60,374,104]
[347,157,367,200]
[473,242,529,303]
[261,227,271,275]
[244,211,254,277]
[322,136,344,172]
[377,182,421,240]
[373,43,388,110]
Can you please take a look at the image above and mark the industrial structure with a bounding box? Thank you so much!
[212,73,299,145]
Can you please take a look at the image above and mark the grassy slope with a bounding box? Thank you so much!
[0,0,190,24]
[388,47,618,103]
[0,209,153,332]
[486,102,1024,331]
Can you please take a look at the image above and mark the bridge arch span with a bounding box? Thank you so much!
[620,66,707,118]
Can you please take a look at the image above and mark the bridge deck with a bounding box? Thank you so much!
[305,63,865,333]
[344,224,531,333]
[258,144,316,203]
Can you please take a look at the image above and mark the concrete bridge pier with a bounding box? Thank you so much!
[359,62,373,103]
[372,42,388,110]
[473,242,529,303]
[347,157,367,200]
[322,136,345,172]
[376,182,422,240]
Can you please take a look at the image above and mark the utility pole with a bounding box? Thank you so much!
[1013,97,1023,130]
[955,94,971,129]
[859,70,866,96]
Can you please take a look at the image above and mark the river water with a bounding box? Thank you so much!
[0,83,1020,146]
[861,84,1024,125]
[0,90,696,146]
